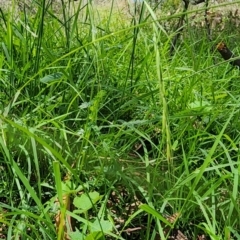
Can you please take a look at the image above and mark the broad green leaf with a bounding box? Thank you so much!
[90,219,113,232]
[73,191,101,212]
[85,232,103,240]
[69,229,85,240]
[40,72,63,84]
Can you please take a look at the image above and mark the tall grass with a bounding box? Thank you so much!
[0,0,240,239]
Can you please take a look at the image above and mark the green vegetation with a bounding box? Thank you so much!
[0,0,240,239]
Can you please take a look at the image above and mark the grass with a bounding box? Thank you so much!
[0,0,240,239]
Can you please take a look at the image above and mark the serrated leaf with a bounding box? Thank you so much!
[69,229,85,240]
[85,232,103,240]
[40,72,63,84]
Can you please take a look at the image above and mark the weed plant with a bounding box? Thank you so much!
[0,0,240,239]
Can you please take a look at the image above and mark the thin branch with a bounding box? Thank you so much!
[170,0,189,56]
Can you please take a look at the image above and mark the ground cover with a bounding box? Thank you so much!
[0,0,240,239]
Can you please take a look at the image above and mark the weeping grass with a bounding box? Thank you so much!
[0,0,240,239]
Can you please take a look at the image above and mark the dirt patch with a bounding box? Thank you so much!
[0,0,239,17]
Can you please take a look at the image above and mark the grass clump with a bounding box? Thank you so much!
[0,0,240,239]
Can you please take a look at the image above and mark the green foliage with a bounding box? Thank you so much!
[0,0,240,239]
